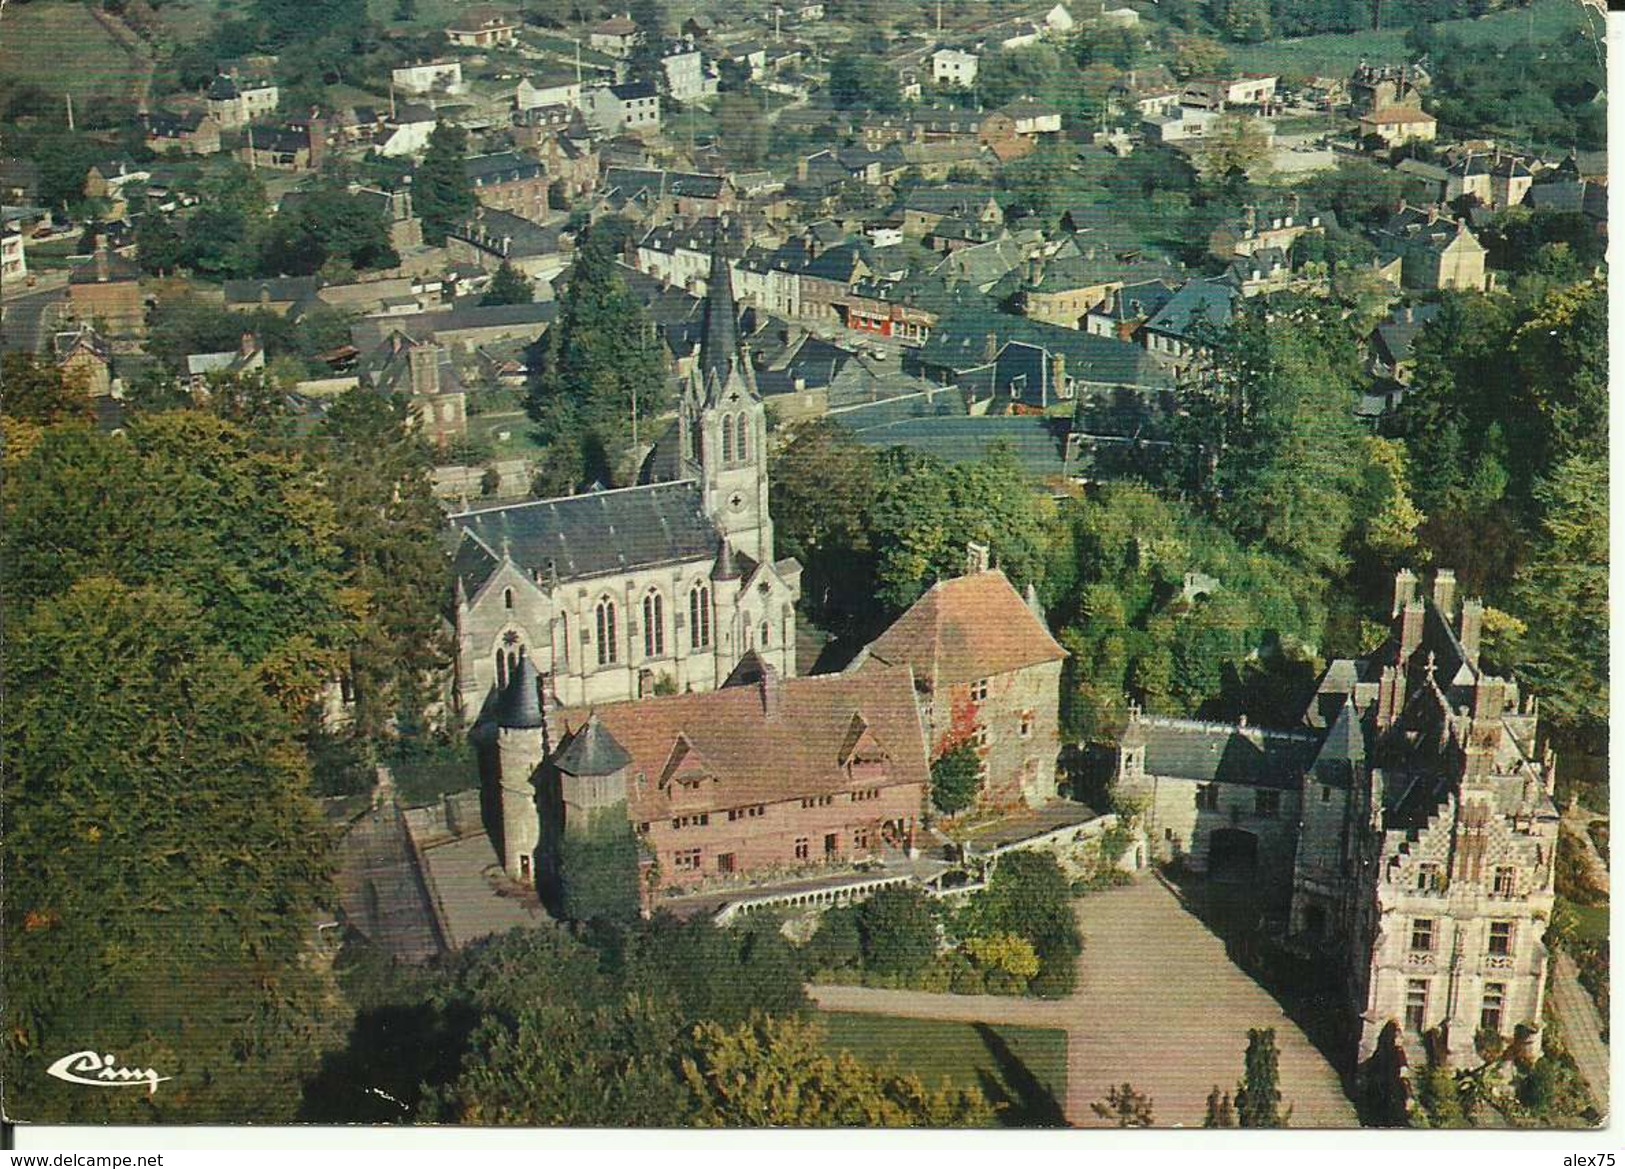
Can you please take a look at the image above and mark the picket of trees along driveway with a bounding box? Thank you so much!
[810,876,1358,1128]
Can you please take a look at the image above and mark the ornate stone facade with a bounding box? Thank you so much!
[1116,569,1559,1067]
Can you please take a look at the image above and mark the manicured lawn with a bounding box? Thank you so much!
[0,0,145,104]
[819,1011,1068,1127]
[1229,0,1592,78]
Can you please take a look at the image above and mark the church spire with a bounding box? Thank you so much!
[698,228,741,393]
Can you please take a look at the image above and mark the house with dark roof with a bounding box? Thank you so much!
[446,204,567,279]
[68,241,144,339]
[583,81,662,136]
[224,275,323,317]
[464,152,550,220]
[1140,277,1236,367]
[850,561,1067,809]
[359,331,469,448]
[449,244,801,720]
[144,110,223,157]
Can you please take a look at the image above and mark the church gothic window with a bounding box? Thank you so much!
[504,587,514,609]
[596,598,618,666]
[643,590,665,658]
[722,415,735,463]
[690,584,711,649]
[735,412,749,462]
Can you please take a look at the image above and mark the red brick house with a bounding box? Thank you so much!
[491,654,931,899]
[851,559,1066,810]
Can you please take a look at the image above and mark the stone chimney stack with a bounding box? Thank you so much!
[94,236,110,283]
[759,660,783,720]
[1432,568,1456,618]
[1399,599,1425,664]
[1458,597,1483,669]
[964,541,991,575]
[240,331,258,358]
[1391,567,1418,618]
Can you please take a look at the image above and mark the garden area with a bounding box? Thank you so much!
[819,1012,1068,1128]
[802,852,1083,999]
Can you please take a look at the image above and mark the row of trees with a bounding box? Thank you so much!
[2,354,454,1120]
[134,166,399,281]
[307,919,994,1126]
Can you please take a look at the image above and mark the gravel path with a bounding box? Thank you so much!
[811,876,1358,1128]
[1551,950,1609,1120]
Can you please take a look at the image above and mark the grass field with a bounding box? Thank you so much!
[819,1011,1069,1127]
[0,0,146,104]
[1562,898,1609,945]
[1228,0,1596,78]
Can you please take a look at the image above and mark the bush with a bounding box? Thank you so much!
[931,744,982,815]
[856,886,939,978]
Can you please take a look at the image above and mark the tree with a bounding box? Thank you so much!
[1204,1085,1237,1127]
[309,390,452,741]
[957,852,1080,997]
[181,163,269,280]
[1235,1028,1290,1127]
[963,933,1040,981]
[414,122,474,245]
[1510,456,1608,740]
[526,220,668,489]
[1092,1082,1155,1126]
[1204,114,1273,179]
[931,744,983,816]
[3,415,347,666]
[480,260,534,306]
[261,184,399,276]
[770,420,879,635]
[626,0,669,89]
[1196,305,1368,577]
[683,1014,994,1127]
[0,352,94,427]
[3,579,341,1122]
[827,50,900,111]
[855,886,939,978]
[135,212,186,276]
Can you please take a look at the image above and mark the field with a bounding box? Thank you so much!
[818,1011,1069,1127]
[1228,0,1597,78]
[0,0,147,104]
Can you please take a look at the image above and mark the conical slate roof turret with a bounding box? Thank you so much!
[711,536,739,580]
[496,654,545,729]
[554,711,633,776]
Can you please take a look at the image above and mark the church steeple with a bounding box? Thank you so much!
[699,239,740,392]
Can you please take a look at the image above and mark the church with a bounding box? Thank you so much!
[448,245,801,719]
[1116,569,1560,1067]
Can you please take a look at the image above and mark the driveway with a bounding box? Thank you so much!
[811,876,1358,1128]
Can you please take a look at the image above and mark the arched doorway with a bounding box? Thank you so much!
[1208,827,1259,882]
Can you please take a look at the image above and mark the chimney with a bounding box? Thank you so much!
[1391,567,1417,618]
[1458,597,1483,669]
[984,331,999,361]
[240,331,258,358]
[1471,675,1504,722]
[964,541,990,575]
[94,236,110,283]
[1375,664,1407,731]
[407,343,440,397]
[760,662,782,720]
[1432,569,1456,618]
[1399,599,1425,663]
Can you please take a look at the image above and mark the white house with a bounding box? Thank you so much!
[661,42,716,104]
[2,229,25,284]
[1044,3,1077,31]
[377,104,438,157]
[582,81,661,135]
[931,48,979,87]
[516,74,583,111]
[392,60,464,97]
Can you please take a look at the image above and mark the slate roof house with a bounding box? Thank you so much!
[449,244,801,720]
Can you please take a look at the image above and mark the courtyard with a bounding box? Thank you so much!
[812,874,1359,1128]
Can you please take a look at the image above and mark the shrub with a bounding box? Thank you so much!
[856,886,940,978]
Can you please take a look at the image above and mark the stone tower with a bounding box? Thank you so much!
[538,712,642,921]
[689,240,773,567]
[492,653,548,883]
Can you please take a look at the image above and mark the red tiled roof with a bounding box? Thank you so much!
[861,569,1067,688]
[1362,106,1435,125]
[555,667,930,820]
